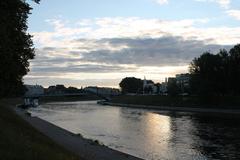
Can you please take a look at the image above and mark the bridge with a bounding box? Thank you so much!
[23,91,117,107]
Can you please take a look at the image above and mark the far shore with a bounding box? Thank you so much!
[108,95,240,112]
[101,101,240,115]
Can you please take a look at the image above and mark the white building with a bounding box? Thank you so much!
[159,82,168,94]
[143,77,157,94]
[176,73,190,94]
[25,85,44,97]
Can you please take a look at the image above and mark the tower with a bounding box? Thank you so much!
[143,76,147,94]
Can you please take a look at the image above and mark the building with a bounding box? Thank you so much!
[176,73,190,94]
[143,77,157,94]
[45,85,67,95]
[159,82,168,95]
[24,85,44,107]
[25,85,44,97]
[84,86,120,96]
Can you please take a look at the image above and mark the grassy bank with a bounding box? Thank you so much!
[0,99,81,160]
[111,95,240,109]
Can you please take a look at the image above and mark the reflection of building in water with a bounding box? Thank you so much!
[24,98,39,107]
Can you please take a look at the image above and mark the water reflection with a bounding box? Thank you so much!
[29,101,240,160]
[190,115,240,159]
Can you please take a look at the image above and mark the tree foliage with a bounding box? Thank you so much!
[119,77,143,94]
[189,44,240,96]
[0,0,39,97]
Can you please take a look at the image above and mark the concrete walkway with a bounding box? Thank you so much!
[15,108,143,160]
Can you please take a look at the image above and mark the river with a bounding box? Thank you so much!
[28,101,240,160]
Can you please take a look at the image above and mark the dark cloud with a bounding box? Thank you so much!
[29,36,232,75]
[81,36,232,66]
[24,77,121,87]
[30,64,135,74]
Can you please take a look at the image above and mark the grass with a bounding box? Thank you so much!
[0,98,81,160]
[111,95,240,109]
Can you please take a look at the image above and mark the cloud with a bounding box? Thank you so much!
[80,37,230,66]
[32,17,240,49]
[25,36,231,87]
[155,0,168,5]
[27,16,239,87]
[195,0,231,9]
[216,0,231,8]
[30,63,136,74]
[24,76,122,88]
[227,9,240,20]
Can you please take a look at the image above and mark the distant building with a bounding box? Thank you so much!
[25,85,44,97]
[45,84,67,95]
[159,82,168,95]
[143,77,157,94]
[176,73,190,94]
[84,86,120,96]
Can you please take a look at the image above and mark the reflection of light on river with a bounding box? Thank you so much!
[146,112,171,137]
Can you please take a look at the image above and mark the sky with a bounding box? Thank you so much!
[24,0,240,88]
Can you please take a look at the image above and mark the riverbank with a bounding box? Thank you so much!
[15,105,142,160]
[0,99,80,160]
[107,95,240,114]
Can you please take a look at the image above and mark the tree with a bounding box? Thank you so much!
[229,44,240,94]
[189,45,240,96]
[189,52,226,95]
[119,77,143,94]
[0,0,39,97]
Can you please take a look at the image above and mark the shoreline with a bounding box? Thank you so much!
[101,101,240,115]
[14,107,142,160]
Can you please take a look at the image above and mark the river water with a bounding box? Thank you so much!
[29,101,240,160]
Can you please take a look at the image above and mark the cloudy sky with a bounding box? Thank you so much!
[24,0,240,88]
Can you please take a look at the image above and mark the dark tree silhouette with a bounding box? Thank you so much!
[119,77,143,94]
[190,52,222,95]
[229,44,240,94]
[189,44,240,96]
[0,0,39,97]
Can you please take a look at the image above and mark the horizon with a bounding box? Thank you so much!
[24,0,240,88]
